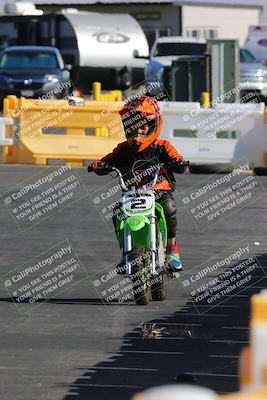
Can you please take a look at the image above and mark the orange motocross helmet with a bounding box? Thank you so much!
[119,96,162,152]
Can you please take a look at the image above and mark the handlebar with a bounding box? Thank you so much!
[161,161,190,168]
[88,164,113,173]
[88,160,189,192]
[88,161,189,173]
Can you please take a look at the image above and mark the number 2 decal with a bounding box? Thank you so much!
[131,198,146,209]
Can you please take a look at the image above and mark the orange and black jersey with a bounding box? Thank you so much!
[101,139,185,190]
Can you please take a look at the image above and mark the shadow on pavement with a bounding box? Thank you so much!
[59,251,267,400]
[4,253,266,400]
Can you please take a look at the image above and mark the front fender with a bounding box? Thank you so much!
[117,216,151,249]
[124,216,151,249]
[125,216,150,232]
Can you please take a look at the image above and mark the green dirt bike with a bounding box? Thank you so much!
[88,161,189,305]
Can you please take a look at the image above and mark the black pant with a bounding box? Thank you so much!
[113,190,177,239]
[155,191,177,239]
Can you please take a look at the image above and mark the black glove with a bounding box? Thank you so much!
[173,161,189,174]
[90,161,109,175]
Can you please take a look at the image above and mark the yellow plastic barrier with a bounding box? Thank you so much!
[93,81,123,137]
[201,91,211,108]
[2,95,125,166]
[93,81,123,102]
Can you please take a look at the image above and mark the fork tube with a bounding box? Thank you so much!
[150,217,156,274]
[124,226,132,275]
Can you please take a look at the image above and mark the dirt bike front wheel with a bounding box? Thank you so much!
[151,232,167,301]
[131,245,151,305]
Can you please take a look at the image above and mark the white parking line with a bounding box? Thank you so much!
[187,304,240,308]
[154,322,202,326]
[246,287,267,289]
[209,354,240,359]
[121,350,184,355]
[221,326,248,330]
[173,313,229,317]
[209,339,248,344]
[89,366,158,371]
[124,336,185,340]
[70,384,143,388]
[193,313,229,317]
[187,372,239,378]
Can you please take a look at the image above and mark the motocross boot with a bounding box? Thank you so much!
[166,241,183,271]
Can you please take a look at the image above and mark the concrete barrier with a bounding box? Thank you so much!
[0,116,14,146]
[160,101,267,169]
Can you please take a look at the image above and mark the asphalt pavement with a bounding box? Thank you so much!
[0,165,266,400]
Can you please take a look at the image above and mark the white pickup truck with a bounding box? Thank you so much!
[144,36,206,95]
[145,36,267,102]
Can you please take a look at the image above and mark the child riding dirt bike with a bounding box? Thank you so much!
[89,96,188,272]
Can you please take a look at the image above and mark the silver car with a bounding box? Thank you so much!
[240,48,267,101]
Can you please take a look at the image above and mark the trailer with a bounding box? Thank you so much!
[0,9,149,91]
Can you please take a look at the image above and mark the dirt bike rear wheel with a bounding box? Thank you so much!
[151,273,167,301]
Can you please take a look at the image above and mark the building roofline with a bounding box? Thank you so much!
[32,0,265,7]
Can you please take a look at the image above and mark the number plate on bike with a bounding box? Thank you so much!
[123,195,153,213]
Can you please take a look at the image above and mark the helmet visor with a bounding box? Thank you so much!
[122,111,156,139]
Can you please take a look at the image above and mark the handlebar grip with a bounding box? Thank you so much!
[105,164,113,172]
[163,160,190,167]
[88,163,113,174]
